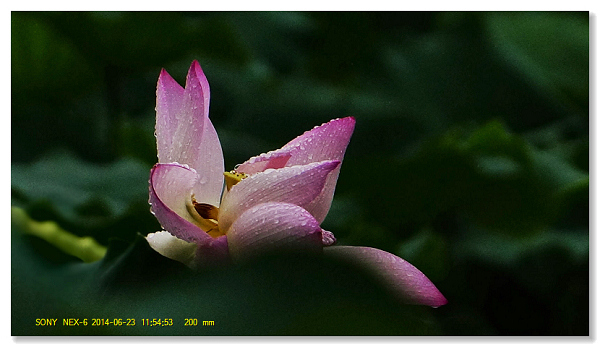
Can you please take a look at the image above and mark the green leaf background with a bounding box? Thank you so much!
[12,11,588,335]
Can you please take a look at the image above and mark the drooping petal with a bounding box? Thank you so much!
[149,163,211,244]
[219,160,340,233]
[235,117,356,222]
[156,68,184,163]
[227,202,323,262]
[324,246,448,307]
[146,231,198,268]
[156,61,224,206]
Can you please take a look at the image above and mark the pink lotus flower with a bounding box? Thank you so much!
[146,60,447,307]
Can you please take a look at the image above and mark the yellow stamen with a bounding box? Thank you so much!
[224,170,248,191]
[193,202,219,220]
[183,170,248,238]
[185,196,225,238]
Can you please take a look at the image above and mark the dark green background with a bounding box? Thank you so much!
[11,11,589,335]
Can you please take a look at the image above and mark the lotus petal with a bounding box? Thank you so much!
[156,68,184,162]
[227,202,322,262]
[324,246,448,307]
[236,117,355,222]
[146,231,197,268]
[149,163,211,244]
[156,61,224,206]
[219,160,340,232]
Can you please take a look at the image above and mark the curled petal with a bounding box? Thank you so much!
[227,202,323,262]
[146,231,197,268]
[219,160,340,233]
[149,163,211,244]
[324,246,448,307]
[155,61,224,206]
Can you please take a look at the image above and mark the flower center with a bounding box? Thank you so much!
[185,196,223,238]
[186,170,248,238]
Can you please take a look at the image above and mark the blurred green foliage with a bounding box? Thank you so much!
[12,12,588,335]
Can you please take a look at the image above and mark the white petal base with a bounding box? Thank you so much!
[146,231,198,268]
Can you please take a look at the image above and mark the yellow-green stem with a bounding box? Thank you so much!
[11,206,107,263]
